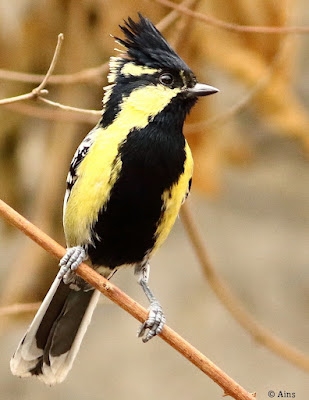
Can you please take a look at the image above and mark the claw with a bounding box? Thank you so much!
[138,302,166,343]
[58,246,86,282]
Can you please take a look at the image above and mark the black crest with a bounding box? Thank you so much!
[115,13,190,71]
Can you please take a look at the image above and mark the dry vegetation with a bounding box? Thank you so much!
[1,1,309,399]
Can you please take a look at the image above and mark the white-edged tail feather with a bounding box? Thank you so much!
[10,276,62,378]
[39,289,100,385]
[10,276,100,385]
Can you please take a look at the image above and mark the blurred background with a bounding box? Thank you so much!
[0,0,309,399]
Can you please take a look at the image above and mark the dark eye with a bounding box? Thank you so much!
[159,73,174,86]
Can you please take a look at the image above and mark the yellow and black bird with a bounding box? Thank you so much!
[10,14,218,384]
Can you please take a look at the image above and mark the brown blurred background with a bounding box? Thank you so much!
[0,0,309,399]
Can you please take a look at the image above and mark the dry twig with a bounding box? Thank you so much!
[0,63,108,86]
[181,201,309,373]
[153,0,309,34]
[0,198,255,400]
[4,102,98,124]
[0,34,64,106]
[37,96,101,116]
[0,298,114,317]
[156,0,197,31]
[0,0,189,89]
[0,303,41,317]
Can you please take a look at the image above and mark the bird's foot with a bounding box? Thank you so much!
[137,301,166,343]
[58,246,86,284]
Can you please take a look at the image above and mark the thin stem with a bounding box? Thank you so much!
[0,62,108,85]
[0,303,41,317]
[4,102,98,124]
[156,0,197,31]
[0,198,255,400]
[34,34,64,94]
[153,0,309,34]
[0,34,64,106]
[180,201,309,373]
[37,96,101,116]
[0,1,193,89]
[0,91,47,106]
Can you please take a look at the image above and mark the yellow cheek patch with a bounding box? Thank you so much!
[120,84,181,119]
[121,62,159,77]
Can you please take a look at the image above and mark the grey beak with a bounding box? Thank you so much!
[186,83,219,97]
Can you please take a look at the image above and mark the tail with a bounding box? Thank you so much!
[10,276,100,385]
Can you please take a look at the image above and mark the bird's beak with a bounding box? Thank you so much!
[186,83,219,97]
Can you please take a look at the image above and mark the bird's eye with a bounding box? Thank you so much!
[159,73,174,86]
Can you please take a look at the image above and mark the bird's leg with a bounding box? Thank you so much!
[134,262,166,343]
[58,246,86,284]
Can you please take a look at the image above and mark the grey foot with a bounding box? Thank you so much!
[58,246,86,284]
[137,301,166,343]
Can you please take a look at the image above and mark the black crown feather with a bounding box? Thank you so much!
[115,13,190,71]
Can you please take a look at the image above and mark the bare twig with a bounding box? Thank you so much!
[1,2,195,119]
[1,32,101,124]
[0,1,189,89]
[156,0,197,31]
[0,198,255,400]
[168,0,201,49]
[0,34,64,106]
[33,34,64,94]
[0,90,48,106]
[4,102,98,124]
[0,0,193,89]
[0,62,108,85]
[153,0,309,34]
[0,303,41,317]
[0,0,189,90]
[181,201,309,373]
[0,298,110,318]
[37,96,101,116]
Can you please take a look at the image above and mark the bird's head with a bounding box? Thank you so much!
[101,14,218,128]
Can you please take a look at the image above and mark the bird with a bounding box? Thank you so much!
[10,14,218,385]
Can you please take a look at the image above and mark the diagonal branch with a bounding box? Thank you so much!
[181,202,309,373]
[4,102,99,124]
[0,198,255,400]
[153,0,309,34]
[37,96,101,116]
[156,0,197,31]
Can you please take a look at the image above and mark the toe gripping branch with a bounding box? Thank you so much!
[135,263,166,343]
[58,246,86,284]
[58,250,166,342]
